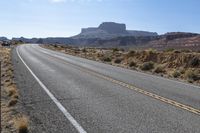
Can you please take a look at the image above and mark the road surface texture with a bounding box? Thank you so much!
[12,44,200,133]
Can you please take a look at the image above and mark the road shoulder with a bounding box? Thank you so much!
[12,46,77,133]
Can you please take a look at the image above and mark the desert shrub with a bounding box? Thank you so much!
[119,48,125,52]
[173,50,181,53]
[184,69,199,81]
[189,57,200,67]
[140,61,154,71]
[129,61,137,67]
[74,51,79,54]
[181,49,191,53]
[14,116,29,133]
[7,86,17,97]
[127,50,136,57]
[154,65,165,73]
[101,56,112,62]
[114,58,122,64]
[82,48,87,53]
[8,98,18,106]
[146,48,157,54]
[172,70,181,78]
[13,94,19,99]
[187,79,194,83]
[164,48,174,52]
[112,48,119,53]
[97,53,102,58]
[91,49,96,53]
[179,67,185,74]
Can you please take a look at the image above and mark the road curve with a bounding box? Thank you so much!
[13,44,200,133]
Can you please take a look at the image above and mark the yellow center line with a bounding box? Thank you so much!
[41,50,200,115]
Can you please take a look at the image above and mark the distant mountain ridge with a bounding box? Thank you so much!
[1,22,200,50]
[72,22,158,39]
[8,32,200,50]
[88,32,200,49]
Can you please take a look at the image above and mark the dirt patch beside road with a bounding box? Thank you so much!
[1,45,29,133]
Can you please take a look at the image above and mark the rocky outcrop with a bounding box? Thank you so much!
[81,28,99,33]
[98,22,127,34]
[73,22,158,39]
[147,32,200,49]
[128,30,158,37]
[163,32,198,40]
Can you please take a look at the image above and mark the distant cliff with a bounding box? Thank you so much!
[98,22,127,34]
[88,32,200,49]
[10,32,200,50]
[73,22,158,39]
[8,22,200,50]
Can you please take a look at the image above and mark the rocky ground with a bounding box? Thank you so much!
[42,44,200,86]
[1,45,28,133]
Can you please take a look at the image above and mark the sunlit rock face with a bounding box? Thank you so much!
[74,22,158,39]
[98,22,127,34]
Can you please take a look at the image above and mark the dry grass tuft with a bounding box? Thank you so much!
[7,86,18,97]
[164,48,174,52]
[140,61,154,71]
[114,58,122,64]
[127,50,136,57]
[8,98,18,107]
[172,70,181,78]
[154,65,165,73]
[13,116,29,133]
[112,48,119,53]
[145,48,157,54]
[13,94,19,99]
[188,57,200,67]
[179,67,185,74]
[129,61,137,67]
[101,56,112,62]
[184,69,199,81]
[1,46,29,132]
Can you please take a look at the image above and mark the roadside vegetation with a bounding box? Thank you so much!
[0,45,29,133]
[42,44,200,85]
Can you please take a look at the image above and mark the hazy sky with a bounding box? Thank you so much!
[0,0,199,38]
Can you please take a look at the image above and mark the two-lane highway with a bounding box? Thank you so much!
[13,44,200,133]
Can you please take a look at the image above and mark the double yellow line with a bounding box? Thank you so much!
[40,49,200,115]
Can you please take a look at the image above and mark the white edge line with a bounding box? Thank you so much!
[16,46,87,133]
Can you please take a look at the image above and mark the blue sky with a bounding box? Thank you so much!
[0,0,199,38]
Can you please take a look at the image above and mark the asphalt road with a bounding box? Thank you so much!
[12,44,200,133]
